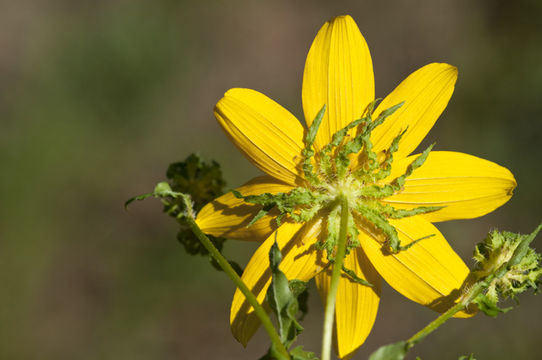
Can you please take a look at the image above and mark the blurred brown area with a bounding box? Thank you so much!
[1,0,541,359]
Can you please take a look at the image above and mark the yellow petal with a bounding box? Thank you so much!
[215,88,305,186]
[196,176,294,241]
[358,216,474,317]
[315,249,381,359]
[370,63,457,160]
[230,221,324,346]
[302,15,374,150]
[382,151,516,222]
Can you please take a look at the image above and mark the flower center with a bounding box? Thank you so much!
[234,100,443,254]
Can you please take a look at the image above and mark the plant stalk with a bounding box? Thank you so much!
[321,195,350,360]
[184,215,290,359]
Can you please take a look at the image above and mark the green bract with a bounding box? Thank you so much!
[471,225,542,316]
[233,100,444,259]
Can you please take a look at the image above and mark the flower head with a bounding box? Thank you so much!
[196,15,516,358]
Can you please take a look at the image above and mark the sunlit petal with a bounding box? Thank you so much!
[382,151,516,222]
[369,63,457,160]
[215,88,306,186]
[302,15,374,150]
[316,248,381,359]
[358,216,474,317]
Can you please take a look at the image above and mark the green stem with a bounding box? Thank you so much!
[321,195,349,360]
[406,282,485,349]
[184,216,290,359]
[406,302,465,348]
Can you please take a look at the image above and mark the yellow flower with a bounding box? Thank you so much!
[196,15,516,359]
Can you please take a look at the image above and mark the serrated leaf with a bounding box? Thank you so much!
[368,341,408,360]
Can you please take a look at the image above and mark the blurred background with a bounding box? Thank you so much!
[1,0,541,359]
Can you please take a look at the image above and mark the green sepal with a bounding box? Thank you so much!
[302,105,326,184]
[356,204,400,252]
[341,265,373,287]
[248,208,273,227]
[376,101,404,120]
[337,101,403,179]
[233,187,322,226]
[382,143,434,195]
[507,223,542,268]
[325,253,373,287]
[374,128,407,181]
[305,105,326,147]
[380,205,445,219]
[368,341,408,360]
[471,293,512,317]
[369,201,445,220]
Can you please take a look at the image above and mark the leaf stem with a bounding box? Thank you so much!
[184,215,290,359]
[321,195,349,360]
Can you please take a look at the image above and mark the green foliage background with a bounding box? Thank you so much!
[1,1,541,359]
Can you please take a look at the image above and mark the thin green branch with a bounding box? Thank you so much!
[321,195,349,360]
[183,215,290,359]
[407,280,489,348]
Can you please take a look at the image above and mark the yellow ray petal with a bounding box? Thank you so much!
[302,15,374,150]
[315,249,381,359]
[230,221,324,346]
[358,216,475,317]
[215,88,306,186]
[369,63,457,161]
[382,151,516,222]
[196,176,294,241]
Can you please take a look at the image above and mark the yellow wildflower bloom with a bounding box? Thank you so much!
[196,15,516,359]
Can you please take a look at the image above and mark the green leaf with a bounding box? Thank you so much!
[124,181,182,209]
[288,279,310,319]
[266,242,304,347]
[368,341,408,360]
[290,346,319,360]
